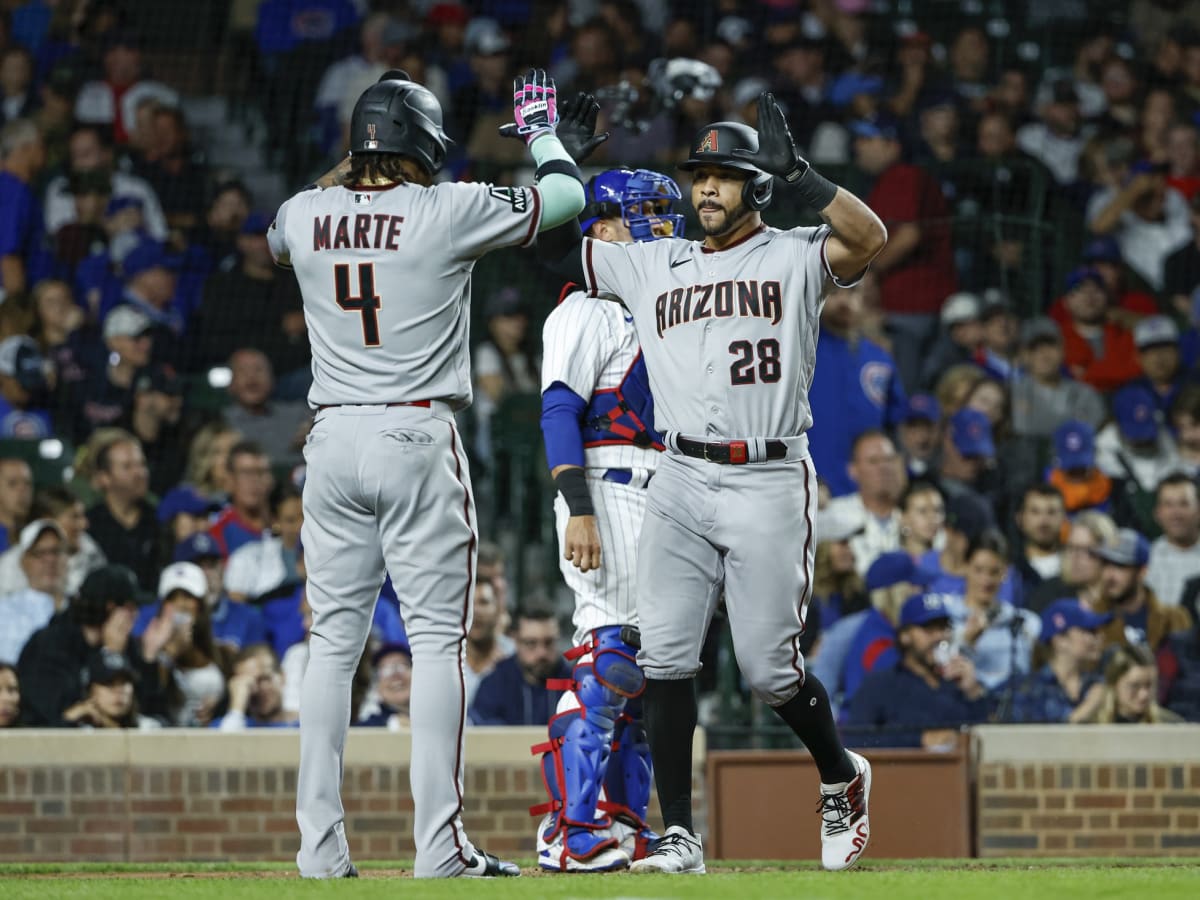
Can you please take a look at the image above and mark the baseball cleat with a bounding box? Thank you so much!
[538,836,630,872]
[611,818,658,861]
[628,825,706,874]
[818,750,872,871]
[342,864,359,878]
[461,849,521,877]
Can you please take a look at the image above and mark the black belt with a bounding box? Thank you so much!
[317,400,431,412]
[675,436,787,465]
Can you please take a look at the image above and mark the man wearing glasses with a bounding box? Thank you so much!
[209,440,274,558]
[469,604,569,726]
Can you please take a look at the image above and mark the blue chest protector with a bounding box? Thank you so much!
[581,354,664,450]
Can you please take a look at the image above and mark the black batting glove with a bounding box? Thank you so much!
[732,92,809,183]
[555,92,609,162]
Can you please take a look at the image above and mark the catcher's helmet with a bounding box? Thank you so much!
[678,121,773,211]
[348,70,450,176]
[580,168,685,241]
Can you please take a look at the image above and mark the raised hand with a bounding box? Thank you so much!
[554,92,609,161]
[505,68,559,145]
[732,92,807,183]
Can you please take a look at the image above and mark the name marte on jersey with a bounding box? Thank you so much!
[313,214,405,252]
[655,279,782,337]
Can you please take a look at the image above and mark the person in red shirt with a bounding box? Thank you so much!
[1056,267,1142,393]
[852,115,958,392]
[1047,237,1157,329]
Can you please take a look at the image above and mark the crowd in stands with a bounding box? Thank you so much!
[0,1,1198,742]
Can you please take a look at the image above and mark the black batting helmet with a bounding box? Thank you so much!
[348,70,450,176]
[678,121,773,211]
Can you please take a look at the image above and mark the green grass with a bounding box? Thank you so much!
[0,858,1197,899]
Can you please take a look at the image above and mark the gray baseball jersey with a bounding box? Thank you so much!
[268,181,542,408]
[579,223,850,705]
[275,178,541,879]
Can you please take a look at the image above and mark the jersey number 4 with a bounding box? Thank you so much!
[334,263,382,347]
[729,339,781,385]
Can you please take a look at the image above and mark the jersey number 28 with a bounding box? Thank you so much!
[729,339,781,385]
[334,263,382,347]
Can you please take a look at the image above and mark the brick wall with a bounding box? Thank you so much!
[974,725,1200,858]
[0,729,707,863]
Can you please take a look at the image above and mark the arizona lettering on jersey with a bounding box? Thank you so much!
[654,279,782,337]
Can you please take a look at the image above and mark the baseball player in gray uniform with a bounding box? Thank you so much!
[268,69,586,879]
[537,93,887,873]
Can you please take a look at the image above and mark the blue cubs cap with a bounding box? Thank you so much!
[1065,266,1105,293]
[105,195,143,217]
[848,114,900,141]
[950,408,995,458]
[899,593,951,629]
[122,239,181,280]
[831,72,885,109]
[371,640,412,667]
[1091,527,1151,568]
[1082,236,1122,264]
[157,486,219,524]
[865,552,932,592]
[172,531,222,563]
[902,393,941,423]
[1053,420,1096,471]
[1113,385,1160,443]
[1040,599,1113,643]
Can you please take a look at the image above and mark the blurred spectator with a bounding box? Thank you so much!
[208,440,273,558]
[1160,617,1200,720]
[1097,386,1181,530]
[852,115,956,392]
[254,0,360,61]
[0,334,53,437]
[0,117,47,301]
[222,349,310,469]
[470,604,568,726]
[1045,421,1113,519]
[1030,511,1119,613]
[16,486,105,595]
[943,530,1039,690]
[810,276,906,497]
[1164,120,1200,200]
[189,215,308,379]
[1013,485,1067,598]
[463,577,509,709]
[212,643,298,731]
[132,106,208,233]
[1016,79,1087,185]
[1145,473,1200,609]
[1087,160,1191,291]
[0,662,17,727]
[357,641,411,728]
[193,180,250,274]
[16,564,165,725]
[30,279,86,393]
[933,363,986,420]
[995,599,1107,724]
[1128,316,1189,416]
[476,539,513,624]
[812,504,867,632]
[886,30,940,121]
[156,485,218,547]
[898,479,945,560]
[976,292,1019,381]
[85,430,158,591]
[62,657,160,729]
[1011,318,1106,438]
[1093,528,1192,651]
[67,304,151,441]
[912,91,966,170]
[121,362,186,495]
[824,431,906,574]
[183,420,241,499]
[73,30,177,145]
[0,45,35,123]
[1057,267,1141,393]
[1082,643,1183,724]
[921,491,1017,604]
[845,593,989,748]
[0,456,32,551]
[1069,236,1159,322]
[473,287,538,466]
[42,123,167,240]
[937,408,997,508]
[920,292,982,390]
[32,62,78,174]
[896,394,940,479]
[769,37,831,150]
[1172,387,1200,475]
[1163,193,1200,319]
[453,20,517,164]
[114,239,184,365]
[0,519,66,663]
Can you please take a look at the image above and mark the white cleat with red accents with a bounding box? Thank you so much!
[818,750,871,871]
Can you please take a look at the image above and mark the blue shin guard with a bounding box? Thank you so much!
[601,700,656,859]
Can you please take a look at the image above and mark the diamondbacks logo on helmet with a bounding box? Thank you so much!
[698,130,719,153]
[364,123,378,150]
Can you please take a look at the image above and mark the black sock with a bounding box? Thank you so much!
[772,674,856,784]
[642,677,696,833]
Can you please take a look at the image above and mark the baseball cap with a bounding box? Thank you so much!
[1133,315,1180,350]
[102,305,153,341]
[832,73,886,109]
[1020,316,1062,348]
[485,286,525,319]
[1114,385,1160,443]
[817,505,866,544]
[157,486,220,524]
[425,2,469,26]
[133,363,183,396]
[1081,236,1123,265]
[172,532,222,564]
[105,195,143,217]
[0,335,50,392]
[917,89,958,114]
[18,518,65,554]
[121,239,181,280]
[1039,598,1113,643]
[372,640,412,668]
[944,492,995,542]
[717,16,755,47]
[79,565,140,609]
[158,561,208,600]
[866,552,933,592]
[902,393,941,424]
[1065,266,1105,294]
[1053,420,1096,470]
[847,114,899,140]
[465,18,510,56]
[87,656,135,687]
[1091,527,1151,568]
[940,292,982,328]
[898,593,952,629]
[950,408,995,458]
[980,288,1012,320]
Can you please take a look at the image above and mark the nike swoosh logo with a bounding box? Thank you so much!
[670,259,689,268]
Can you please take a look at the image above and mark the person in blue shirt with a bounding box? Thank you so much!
[0,118,49,302]
[919,491,1018,604]
[994,599,1108,723]
[809,275,907,497]
[846,593,990,748]
[470,605,570,726]
[0,335,54,438]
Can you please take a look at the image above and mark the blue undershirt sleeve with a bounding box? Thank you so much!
[541,382,588,471]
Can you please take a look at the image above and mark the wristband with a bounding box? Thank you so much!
[793,165,838,211]
[535,158,583,183]
[555,467,594,517]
